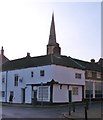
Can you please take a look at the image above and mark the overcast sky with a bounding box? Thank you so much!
[0,0,101,62]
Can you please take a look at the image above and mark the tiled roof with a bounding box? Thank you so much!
[2,55,84,71]
[72,58,102,72]
[0,54,9,65]
[1,54,103,72]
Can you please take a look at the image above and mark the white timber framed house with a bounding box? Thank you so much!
[0,13,103,104]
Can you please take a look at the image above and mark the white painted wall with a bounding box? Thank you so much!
[53,84,82,103]
[1,64,85,103]
[0,72,3,102]
[52,65,85,85]
[53,84,68,103]
[4,65,53,103]
[0,71,6,102]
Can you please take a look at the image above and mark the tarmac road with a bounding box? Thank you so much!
[1,101,102,119]
[2,104,68,118]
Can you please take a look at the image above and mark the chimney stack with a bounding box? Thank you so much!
[90,59,95,63]
[26,52,30,57]
[1,46,4,55]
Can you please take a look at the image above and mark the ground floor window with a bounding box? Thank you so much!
[85,81,93,98]
[85,90,93,98]
[0,91,5,97]
[95,82,102,98]
[38,86,48,100]
[72,87,78,95]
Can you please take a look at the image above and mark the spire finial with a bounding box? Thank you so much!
[52,12,54,18]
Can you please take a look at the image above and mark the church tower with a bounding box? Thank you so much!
[47,13,61,56]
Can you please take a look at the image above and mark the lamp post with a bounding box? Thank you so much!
[101,73,103,119]
[89,80,92,109]
[68,87,72,116]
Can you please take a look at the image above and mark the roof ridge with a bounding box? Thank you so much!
[9,55,50,62]
[68,56,85,69]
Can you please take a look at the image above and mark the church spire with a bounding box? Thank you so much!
[48,12,56,45]
[47,13,61,56]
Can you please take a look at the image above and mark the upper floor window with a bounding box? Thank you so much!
[2,75,5,83]
[75,73,81,79]
[97,72,101,79]
[31,71,34,78]
[40,70,45,76]
[87,71,92,78]
[14,74,18,86]
[92,71,96,78]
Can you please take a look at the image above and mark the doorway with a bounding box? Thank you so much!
[22,88,25,103]
[32,90,37,105]
[69,90,72,102]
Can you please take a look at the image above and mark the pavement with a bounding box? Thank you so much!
[62,102,102,120]
[1,102,69,108]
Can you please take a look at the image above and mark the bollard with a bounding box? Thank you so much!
[86,101,89,110]
[69,103,71,115]
[73,103,75,112]
[85,106,88,120]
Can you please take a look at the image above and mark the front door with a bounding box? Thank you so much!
[34,90,37,101]
[69,90,72,102]
[22,88,25,103]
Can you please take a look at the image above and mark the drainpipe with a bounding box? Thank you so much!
[5,71,8,102]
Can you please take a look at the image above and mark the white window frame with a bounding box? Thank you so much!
[72,87,78,95]
[14,74,19,86]
[75,73,81,79]
[38,86,48,100]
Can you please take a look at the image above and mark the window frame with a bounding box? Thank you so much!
[38,86,48,100]
[14,74,19,86]
[40,70,45,77]
[75,73,81,79]
[2,91,5,97]
[72,87,78,95]
[31,71,34,78]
